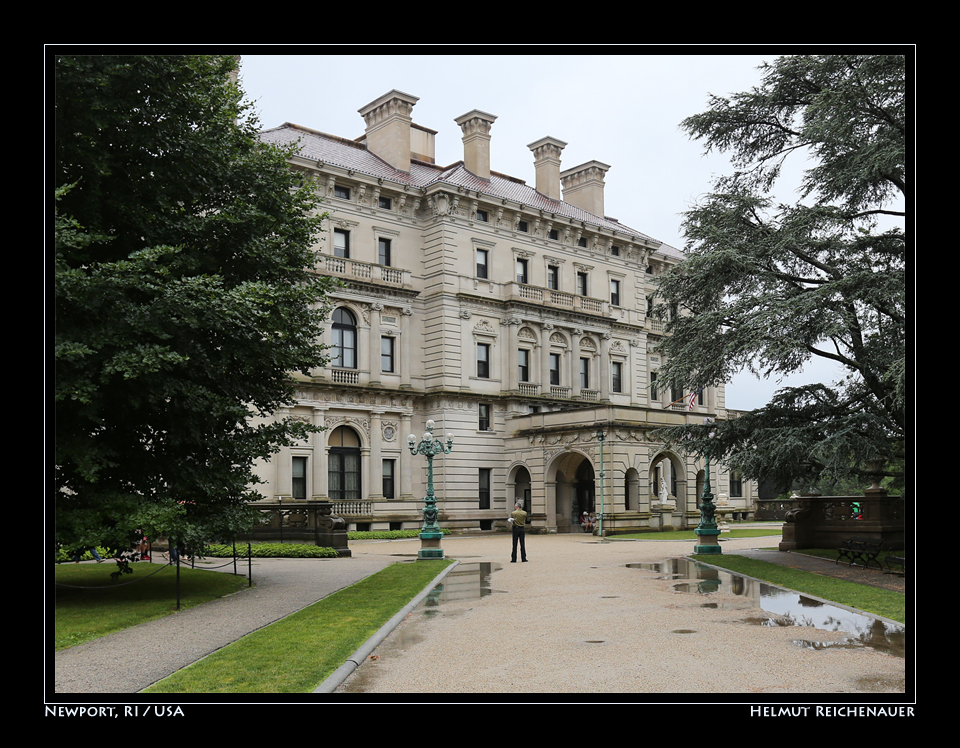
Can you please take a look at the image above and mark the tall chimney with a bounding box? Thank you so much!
[527,137,567,200]
[455,110,497,179]
[358,90,419,172]
[561,161,611,217]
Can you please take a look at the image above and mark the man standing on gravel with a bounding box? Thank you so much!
[509,502,528,563]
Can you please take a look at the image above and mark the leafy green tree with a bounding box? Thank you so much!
[652,54,906,493]
[54,55,336,552]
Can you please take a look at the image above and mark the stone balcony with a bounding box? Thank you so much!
[505,281,609,316]
[318,255,410,287]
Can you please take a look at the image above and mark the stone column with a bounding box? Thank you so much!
[571,329,583,398]
[369,410,384,499]
[540,324,553,393]
[400,308,413,389]
[505,318,519,393]
[276,407,292,498]
[312,406,328,500]
[400,411,414,498]
[369,303,383,385]
[599,332,611,402]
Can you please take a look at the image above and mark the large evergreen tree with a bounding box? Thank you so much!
[54,55,336,551]
[652,54,907,493]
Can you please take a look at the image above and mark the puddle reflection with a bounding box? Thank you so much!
[629,558,905,657]
[421,562,500,614]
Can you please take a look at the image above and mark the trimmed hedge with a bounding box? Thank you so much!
[347,529,450,541]
[205,543,338,559]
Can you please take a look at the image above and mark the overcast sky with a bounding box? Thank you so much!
[236,52,850,411]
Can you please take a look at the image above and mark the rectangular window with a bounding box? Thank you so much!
[611,245,620,256]
[610,279,621,307]
[549,353,561,385]
[477,343,490,378]
[548,229,559,241]
[479,468,491,509]
[292,456,307,501]
[516,258,528,284]
[580,358,590,389]
[730,471,743,498]
[476,249,489,279]
[334,185,351,200]
[378,237,392,266]
[612,361,622,393]
[518,349,530,382]
[382,459,395,499]
[578,236,588,248]
[334,228,350,259]
[479,403,491,431]
[547,265,559,290]
[650,371,659,401]
[517,220,528,232]
[378,195,392,210]
[476,209,488,222]
[381,336,395,373]
[577,271,588,297]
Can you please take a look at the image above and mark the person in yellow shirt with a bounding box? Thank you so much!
[509,502,528,562]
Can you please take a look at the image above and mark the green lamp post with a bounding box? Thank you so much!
[408,420,453,560]
[595,427,606,540]
[694,417,722,555]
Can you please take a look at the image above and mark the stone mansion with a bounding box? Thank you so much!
[251,89,756,534]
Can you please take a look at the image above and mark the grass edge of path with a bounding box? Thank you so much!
[689,553,906,624]
[142,559,455,694]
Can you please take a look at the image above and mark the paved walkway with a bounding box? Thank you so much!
[53,555,395,694]
[52,531,907,696]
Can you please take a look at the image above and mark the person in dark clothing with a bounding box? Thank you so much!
[510,502,528,562]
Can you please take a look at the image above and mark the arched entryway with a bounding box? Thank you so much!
[509,465,533,515]
[648,451,689,523]
[624,467,641,511]
[546,451,596,533]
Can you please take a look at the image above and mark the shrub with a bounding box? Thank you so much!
[347,529,451,540]
[55,545,113,563]
[204,543,338,559]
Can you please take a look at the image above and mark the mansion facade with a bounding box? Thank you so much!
[251,89,756,535]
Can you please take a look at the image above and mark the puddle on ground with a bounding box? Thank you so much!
[419,562,502,616]
[629,557,905,657]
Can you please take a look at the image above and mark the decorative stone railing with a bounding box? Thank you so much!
[329,500,374,517]
[319,256,408,286]
[777,491,904,551]
[245,500,350,555]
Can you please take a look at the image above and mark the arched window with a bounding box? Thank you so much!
[332,307,357,369]
[328,426,361,502]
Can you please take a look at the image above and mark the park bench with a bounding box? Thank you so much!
[835,538,883,570]
[883,555,906,576]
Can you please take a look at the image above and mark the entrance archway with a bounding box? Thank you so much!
[510,465,532,515]
[546,450,595,533]
[648,451,689,520]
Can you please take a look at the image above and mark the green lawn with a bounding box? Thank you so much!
[691,553,906,623]
[143,559,454,694]
[54,562,250,651]
[613,528,782,541]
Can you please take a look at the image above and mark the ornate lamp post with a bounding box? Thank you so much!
[408,420,454,560]
[595,427,606,539]
[694,417,722,555]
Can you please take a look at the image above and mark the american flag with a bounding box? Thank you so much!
[688,390,699,410]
